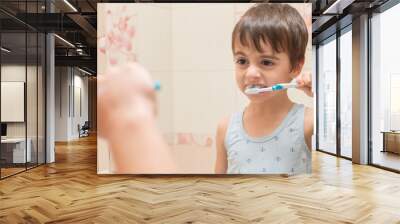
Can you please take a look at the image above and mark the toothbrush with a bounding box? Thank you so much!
[245,82,297,95]
[153,80,161,91]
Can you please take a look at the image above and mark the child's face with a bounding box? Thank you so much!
[233,39,301,103]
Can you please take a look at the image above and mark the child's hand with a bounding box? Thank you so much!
[98,62,157,139]
[295,72,313,97]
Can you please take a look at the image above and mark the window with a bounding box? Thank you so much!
[317,36,337,155]
[339,27,352,158]
[371,2,400,171]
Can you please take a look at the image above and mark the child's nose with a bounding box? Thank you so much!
[245,65,262,79]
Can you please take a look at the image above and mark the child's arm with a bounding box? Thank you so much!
[304,107,314,151]
[214,117,230,174]
[98,62,176,173]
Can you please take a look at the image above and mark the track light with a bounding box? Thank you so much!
[1,47,11,53]
[54,34,75,48]
[323,0,355,15]
[63,0,78,12]
[78,67,93,76]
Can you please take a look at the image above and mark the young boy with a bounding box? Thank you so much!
[214,3,313,175]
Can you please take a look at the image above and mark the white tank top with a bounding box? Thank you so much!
[224,103,311,175]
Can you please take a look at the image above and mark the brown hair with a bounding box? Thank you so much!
[232,3,308,70]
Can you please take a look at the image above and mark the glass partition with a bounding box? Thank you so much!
[0,1,46,179]
[0,31,28,177]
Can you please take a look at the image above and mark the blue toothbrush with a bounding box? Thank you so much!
[153,80,161,91]
[245,82,297,95]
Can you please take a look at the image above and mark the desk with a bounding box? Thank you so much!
[1,138,31,163]
[381,131,400,154]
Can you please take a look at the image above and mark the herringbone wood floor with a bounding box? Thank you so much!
[1,135,400,223]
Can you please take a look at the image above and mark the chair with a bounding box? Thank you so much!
[79,121,90,138]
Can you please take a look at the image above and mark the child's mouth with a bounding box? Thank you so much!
[246,84,268,89]
[245,84,270,95]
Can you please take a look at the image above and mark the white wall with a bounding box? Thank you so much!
[55,67,68,141]
[72,73,89,138]
[55,67,89,141]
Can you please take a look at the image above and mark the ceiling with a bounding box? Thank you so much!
[0,0,393,75]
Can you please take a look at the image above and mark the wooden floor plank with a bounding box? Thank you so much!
[0,134,399,223]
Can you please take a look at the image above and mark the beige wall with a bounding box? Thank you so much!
[97,3,312,174]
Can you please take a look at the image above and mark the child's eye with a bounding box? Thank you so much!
[261,59,273,66]
[235,58,248,65]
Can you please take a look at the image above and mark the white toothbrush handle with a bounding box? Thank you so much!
[278,83,298,89]
[256,87,273,93]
